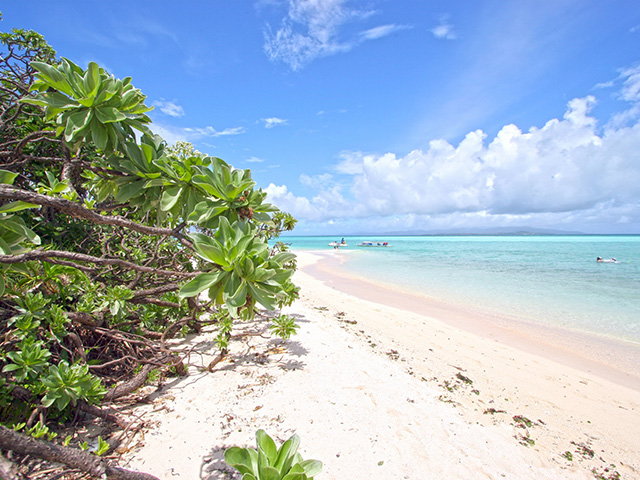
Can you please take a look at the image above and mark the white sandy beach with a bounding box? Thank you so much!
[122,251,640,479]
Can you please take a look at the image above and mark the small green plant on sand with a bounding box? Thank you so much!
[225,429,322,480]
[270,314,299,340]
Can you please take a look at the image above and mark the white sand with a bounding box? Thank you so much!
[122,251,640,479]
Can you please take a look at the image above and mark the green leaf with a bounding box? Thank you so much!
[1,363,18,374]
[248,242,269,258]
[0,237,12,254]
[2,217,41,245]
[95,436,110,456]
[90,117,109,151]
[224,447,256,476]
[0,201,39,214]
[120,88,142,110]
[0,169,19,185]
[160,185,183,212]
[251,268,276,283]
[256,430,278,467]
[64,108,92,143]
[188,200,227,224]
[143,178,167,188]
[216,216,233,246]
[114,179,145,203]
[271,252,296,266]
[258,465,281,480]
[83,62,101,98]
[56,394,71,410]
[192,238,227,266]
[266,269,293,285]
[30,61,75,96]
[192,172,227,199]
[179,271,223,298]
[298,460,322,477]
[274,434,301,474]
[24,91,79,110]
[77,96,94,108]
[224,280,247,308]
[207,274,227,304]
[52,181,70,194]
[281,472,308,480]
[95,106,127,124]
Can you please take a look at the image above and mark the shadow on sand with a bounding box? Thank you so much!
[194,313,312,479]
[138,313,313,478]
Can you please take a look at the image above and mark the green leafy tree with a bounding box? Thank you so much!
[0,24,298,479]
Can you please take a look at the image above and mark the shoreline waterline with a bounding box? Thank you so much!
[281,235,640,344]
[300,249,640,392]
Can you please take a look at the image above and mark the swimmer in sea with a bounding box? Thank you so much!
[597,257,617,263]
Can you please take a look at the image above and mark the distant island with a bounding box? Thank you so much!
[392,227,585,236]
[338,227,587,236]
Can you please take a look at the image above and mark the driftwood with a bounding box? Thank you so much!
[0,426,159,480]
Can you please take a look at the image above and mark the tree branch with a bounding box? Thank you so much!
[131,284,181,298]
[130,298,181,308]
[65,311,104,328]
[0,249,198,278]
[0,185,192,246]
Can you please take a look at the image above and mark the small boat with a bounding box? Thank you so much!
[328,241,348,247]
[357,241,392,247]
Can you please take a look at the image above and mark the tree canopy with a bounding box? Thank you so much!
[0,25,298,479]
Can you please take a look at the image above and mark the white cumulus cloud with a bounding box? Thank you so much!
[431,17,457,40]
[266,181,350,221]
[263,117,288,128]
[153,99,185,117]
[267,76,640,233]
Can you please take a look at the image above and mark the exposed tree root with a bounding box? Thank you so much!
[0,426,159,480]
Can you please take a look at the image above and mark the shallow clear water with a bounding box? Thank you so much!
[280,235,640,345]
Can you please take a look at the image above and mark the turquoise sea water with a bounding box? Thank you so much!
[280,235,640,345]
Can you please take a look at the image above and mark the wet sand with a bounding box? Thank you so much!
[306,249,640,391]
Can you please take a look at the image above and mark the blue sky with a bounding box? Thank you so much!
[3,1,640,234]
